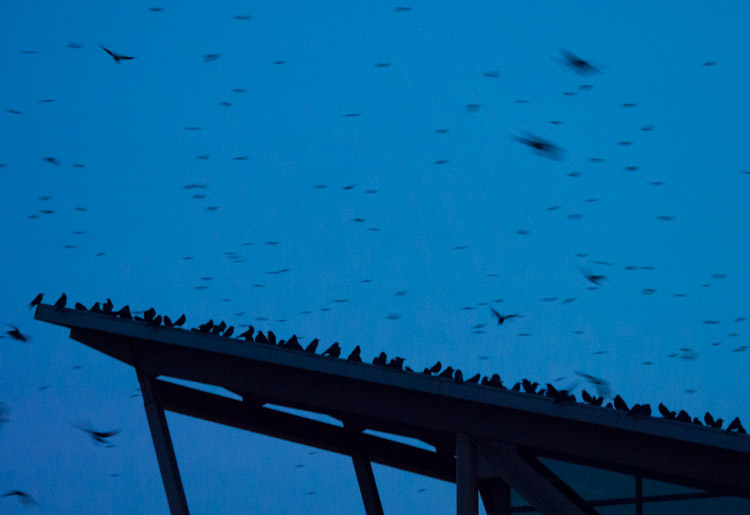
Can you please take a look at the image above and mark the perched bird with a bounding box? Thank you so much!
[211,321,227,335]
[322,342,341,357]
[54,293,67,312]
[100,45,134,63]
[255,331,270,344]
[629,404,652,417]
[454,370,464,384]
[522,379,539,394]
[373,352,388,366]
[426,361,441,374]
[283,335,302,350]
[490,306,517,325]
[559,49,599,75]
[75,302,88,311]
[727,417,745,433]
[658,403,676,419]
[90,302,103,313]
[238,326,254,340]
[163,316,173,328]
[438,366,454,379]
[487,374,504,388]
[304,338,319,353]
[347,345,361,361]
[75,424,121,445]
[173,314,186,327]
[387,357,405,370]
[513,133,563,160]
[103,298,114,314]
[676,410,692,423]
[613,395,629,412]
[6,326,29,342]
[28,293,43,310]
[222,326,234,338]
[143,308,156,322]
[704,412,723,429]
[145,315,162,328]
[1,490,36,507]
[466,373,480,384]
[116,305,132,319]
[267,330,277,345]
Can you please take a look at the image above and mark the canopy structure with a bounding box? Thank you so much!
[35,304,750,515]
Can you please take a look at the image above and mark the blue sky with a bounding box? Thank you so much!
[2,1,750,513]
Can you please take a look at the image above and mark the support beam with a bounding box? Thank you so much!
[456,434,478,515]
[153,379,456,482]
[137,371,190,515]
[479,478,511,515]
[351,453,385,515]
[475,441,594,515]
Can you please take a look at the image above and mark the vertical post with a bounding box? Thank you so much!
[351,453,385,515]
[479,478,511,515]
[137,370,190,515]
[456,433,478,515]
[635,475,643,515]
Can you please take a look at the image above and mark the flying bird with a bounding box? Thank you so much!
[513,133,563,160]
[577,265,605,285]
[100,45,134,63]
[75,424,121,445]
[6,326,29,342]
[490,306,517,325]
[559,49,600,75]
[2,490,36,507]
[28,293,43,310]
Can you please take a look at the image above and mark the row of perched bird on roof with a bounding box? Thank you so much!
[32,293,747,435]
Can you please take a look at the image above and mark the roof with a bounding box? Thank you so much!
[34,303,750,512]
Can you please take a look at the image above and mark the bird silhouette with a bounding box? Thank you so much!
[116,305,132,319]
[238,326,254,340]
[143,308,156,322]
[255,331,270,344]
[490,306,517,325]
[559,49,599,75]
[304,338,319,353]
[704,412,723,429]
[173,314,186,327]
[54,293,67,312]
[90,302,103,314]
[267,330,277,345]
[613,395,629,412]
[28,293,43,310]
[75,302,88,311]
[438,366,454,379]
[223,326,234,338]
[103,298,114,314]
[284,335,302,350]
[513,133,563,160]
[347,345,362,361]
[6,326,29,342]
[163,316,173,328]
[100,45,134,63]
[1,490,36,507]
[577,265,606,285]
[322,342,341,357]
[75,424,121,446]
[145,315,162,328]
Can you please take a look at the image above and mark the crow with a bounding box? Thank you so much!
[100,45,134,63]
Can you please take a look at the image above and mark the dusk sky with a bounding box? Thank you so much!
[2,1,750,513]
